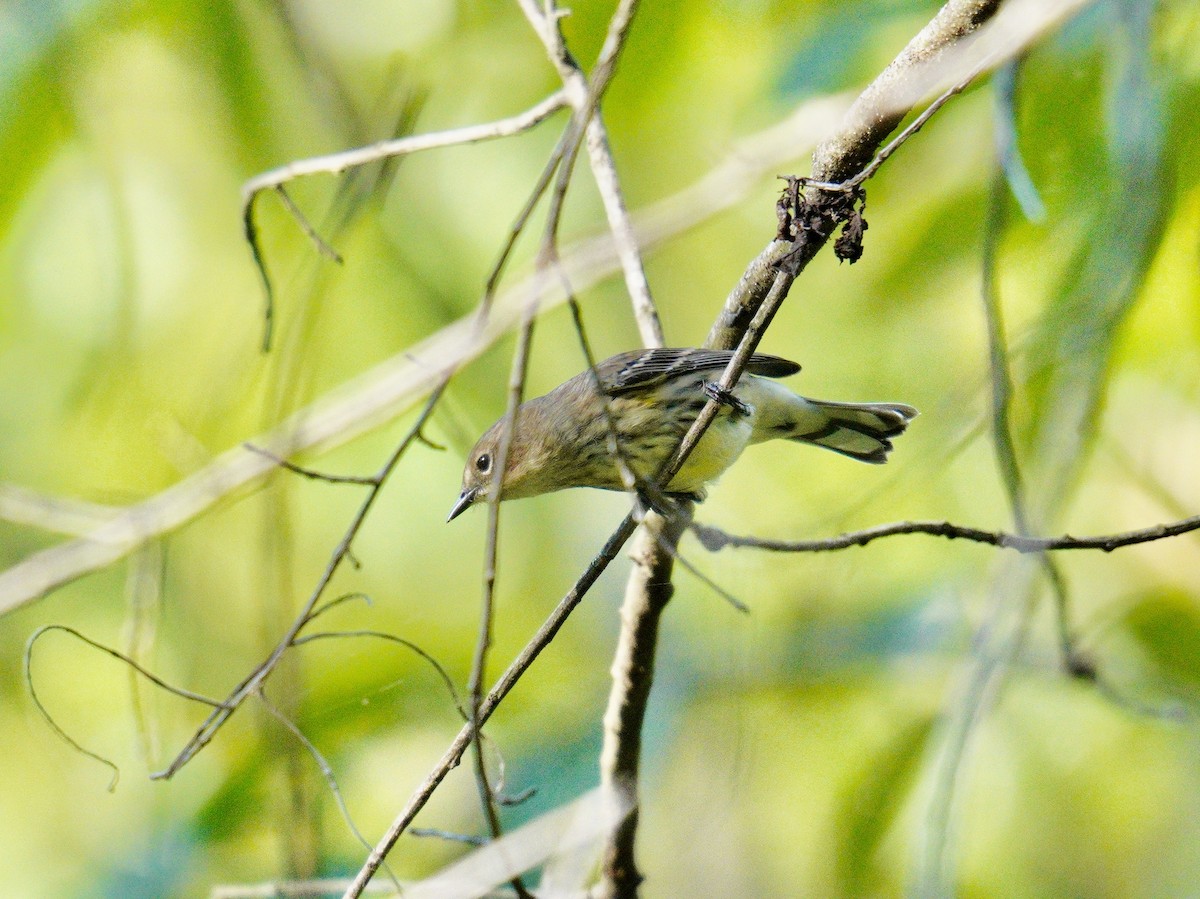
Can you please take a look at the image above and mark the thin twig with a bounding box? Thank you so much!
[25,625,226,791]
[291,630,468,719]
[690,514,1200,555]
[482,141,568,308]
[643,518,748,614]
[305,591,373,623]
[255,689,401,892]
[410,828,488,847]
[244,443,378,486]
[458,4,650,886]
[272,185,344,263]
[471,299,540,885]
[800,59,987,195]
[242,93,568,196]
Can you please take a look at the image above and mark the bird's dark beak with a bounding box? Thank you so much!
[446,487,479,522]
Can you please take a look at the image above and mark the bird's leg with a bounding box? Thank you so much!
[702,381,750,416]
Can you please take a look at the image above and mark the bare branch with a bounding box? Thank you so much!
[243,90,569,349]
[703,0,1097,351]
[801,59,985,195]
[810,0,1092,181]
[0,484,119,537]
[243,91,569,197]
[243,443,379,486]
[271,184,344,263]
[690,514,1200,555]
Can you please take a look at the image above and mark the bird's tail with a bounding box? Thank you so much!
[790,399,917,464]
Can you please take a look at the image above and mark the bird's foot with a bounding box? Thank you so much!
[633,485,704,520]
[702,381,750,416]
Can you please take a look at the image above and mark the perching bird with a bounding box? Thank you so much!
[448,347,916,521]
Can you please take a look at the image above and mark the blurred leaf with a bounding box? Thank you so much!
[993,61,1045,223]
[777,1,936,97]
[193,748,270,841]
[835,715,935,896]
[1022,0,1169,515]
[0,49,72,248]
[1122,590,1200,702]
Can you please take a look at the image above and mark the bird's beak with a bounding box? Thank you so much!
[446,486,480,522]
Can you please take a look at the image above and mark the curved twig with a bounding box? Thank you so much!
[24,625,226,791]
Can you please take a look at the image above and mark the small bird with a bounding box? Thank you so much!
[448,347,916,521]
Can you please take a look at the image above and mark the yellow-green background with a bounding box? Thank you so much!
[3,0,1200,896]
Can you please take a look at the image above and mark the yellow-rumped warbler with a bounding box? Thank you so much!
[448,347,916,521]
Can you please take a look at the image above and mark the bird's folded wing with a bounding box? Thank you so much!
[599,347,800,394]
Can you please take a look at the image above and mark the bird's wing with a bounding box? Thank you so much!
[598,347,800,394]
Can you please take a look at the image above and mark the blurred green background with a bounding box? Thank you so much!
[3,0,1200,896]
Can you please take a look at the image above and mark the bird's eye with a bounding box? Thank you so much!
[475,452,492,474]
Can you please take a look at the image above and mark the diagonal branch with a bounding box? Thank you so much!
[341,513,641,898]
[151,386,447,780]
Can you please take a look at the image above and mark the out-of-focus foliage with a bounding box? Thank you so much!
[1,0,1199,896]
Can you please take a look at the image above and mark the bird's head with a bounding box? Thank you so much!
[447,406,560,521]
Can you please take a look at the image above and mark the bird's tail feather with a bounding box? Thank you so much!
[791,400,918,464]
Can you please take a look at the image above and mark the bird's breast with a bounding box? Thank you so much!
[666,412,753,492]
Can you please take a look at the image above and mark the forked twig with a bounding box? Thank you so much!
[243,91,569,349]
[151,385,448,780]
